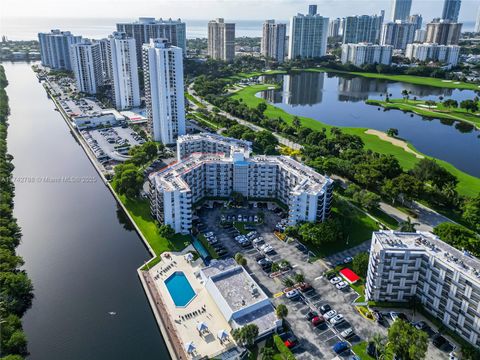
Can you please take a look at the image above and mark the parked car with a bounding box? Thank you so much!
[333,341,349,354]
[323,310,337,321]
[240,240,252,248]
[414,321,429,331]
[433,334,448,348]
[319,304,332,315]
[336,281,348,290]
[285,289,300,299]
[311,316,325,327]
[305,311,318,321]
[367,342,377,357]
[299,283,313,293]
[258,258,271,266]
[343,256,353,264]
[340,328,354,338]
[329,277,342,285]
[255,254,266,262]
[390,312,399,322]
[284,334,298,349]
[330,314,345,325]
[263,245,274,254]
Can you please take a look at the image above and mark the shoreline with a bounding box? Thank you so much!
[40,72,179,360]
[364,130,424,159]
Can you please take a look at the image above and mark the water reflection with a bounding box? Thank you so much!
[261,73,324,106]
[337,76,388,102]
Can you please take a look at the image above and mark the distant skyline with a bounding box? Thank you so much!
[1,0,479,22]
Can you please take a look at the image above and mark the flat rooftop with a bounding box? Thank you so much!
[373,231,480,281]
[178,133,252,154]
[211,266,268,311]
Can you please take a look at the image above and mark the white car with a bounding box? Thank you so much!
[285,289,299,299]
[205,232,214,237]
[254,215,259,222]
[253,237,264,245]
[263,245,274,254]
[336,281,348,290]
[330,314,345,325]
[340,328,354,338]
[259,243,271,251]
[323,310,337,321]
[329,277,342,285]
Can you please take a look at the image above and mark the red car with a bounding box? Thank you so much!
[311,316,325,327]
[299,283,313,292]
[284,335,298,349]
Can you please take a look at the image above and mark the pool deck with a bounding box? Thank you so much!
[148,251,236,359]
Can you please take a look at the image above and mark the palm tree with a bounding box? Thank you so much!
[398,217,419,232]
[401,89,409,103]
[370,333,387,360]
[293,272,305,284]
[282,277,294,288]
[292,116,301,129]
[276,304,288,319]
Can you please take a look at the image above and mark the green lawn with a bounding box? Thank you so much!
[231,84,480,197]
[351,341,375,360]
[116,194,191,267]
[185,92,205,108]
[366,98,480,128]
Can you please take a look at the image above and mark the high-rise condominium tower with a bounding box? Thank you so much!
[38,30,82,70]
[342,12,384,44]
[142,39,186,144]
[70,40,103,95]
[425,19,462,45]
[391,0,412,21]
[108,32,141,110]
[442,0,461,22]
[116,17,186,63]
[288,5,329,59]
[261,20,287,63]
[408,14,423,31]
[476,6,480,33]
[381,21,416,50]
[207,18,236,62]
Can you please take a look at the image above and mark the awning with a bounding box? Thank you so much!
[217,329,229,340]
[197,321,208,332]
[185,341,196,353]
[339,268,360,284]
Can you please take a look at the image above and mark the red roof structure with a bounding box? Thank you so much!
[339,268,360,284]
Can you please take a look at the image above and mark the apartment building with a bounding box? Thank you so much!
[366,231,480,348]
[328,18,343,38]
[108,32,141,110]
[116,17,186,63]
[142,38,186,144]
[342,13,384,44]
[149,134,333,234]
[261,20,287,63]
[207,18,235,62]
[288,5,329,59]
[391,0,412,22]
[425,20,462,45]
[442,0,462,22]
[408,14,423,31]
[38,29,82,70]
[341,43,393,66]
[406,43,460,66]
[177,133,252,160]
[70,40,103,95]
[380,21,416,50]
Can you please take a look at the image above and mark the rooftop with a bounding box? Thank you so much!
[177,133,252,157]
[373,231,480,281]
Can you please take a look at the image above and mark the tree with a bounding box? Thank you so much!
[462,193,480,233]
[292,116,301,129]
[234,253,247,266]
[398,217,418,232]
[411,159,457,191]
[0,271,34,316]
[254,130,278,155]
[353,190,381,210]
[113,163,144,198]
[261,347,276,360]
[381,179,400,205]
[293,272,305,284]
[276,304,288,319]
[401,89,410,102]
[443,99,458,108]
[231,324,259,346]
[387,320,428,360]
[433,223,480,257]
[370,333,387,360]
[352,252,370,278]
[282,277,294,288]
[158,224,175,238]
[391,174,424,205]
[386,128,399,137]
[460,99,479,113]
[257,102,267,114]
[284,226,300,239]
[298,219,343,246]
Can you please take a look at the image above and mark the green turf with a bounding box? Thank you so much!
[230,84,480,197]
[351,341,375,360]
[185,92,205,108]
[366,98,480,128]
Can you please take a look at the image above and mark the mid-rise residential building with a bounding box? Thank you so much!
[366,231,480,348]
[96,38,112,84]
[408,14,423,31]
[391,0,412,22]
[288,5,329,59]
[38,29,82,70]
[341,43,393,66]
[414,29,427,42]
[476,6,480,33]
[207,18,235,62]
[177,133,252,160]
[380,21,416,50]
[149,134,333,234]
[426,20,462,45]
[70,40,103,95]
[405,43,460,65]
[142,39,186,144]
[261,20,287,63]
[442,0,462,22]
[342,13,384,44]
[116,17,186,62]
[108,32,141,110]
[328,18,343,38]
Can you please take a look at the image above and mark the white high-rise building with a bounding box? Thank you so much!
[70,40,103,95]
[442,0,462,22]
[261,20,287,63]
[142,39,186,144]
[414,29,427,43]
[96,38,112,84]
[406,43,460,66]
[342,13,385,45]
[108,32,141,110]
[391,0,412,22]
[38,30,82,70]
[366,231,480,348]
[476,6,480,33]
[288,5,329,59]
[207,18,236,62]
[381,21,416,50]
[341,43,393,66]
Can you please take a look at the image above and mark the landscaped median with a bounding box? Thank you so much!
[365,98,480,129]
[230,84,480,197]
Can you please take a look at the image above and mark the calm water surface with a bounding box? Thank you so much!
[4,62,170,360]
[259,72,480,178]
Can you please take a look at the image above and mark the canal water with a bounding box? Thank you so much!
[4,62,170,359]
[259,72,480,178]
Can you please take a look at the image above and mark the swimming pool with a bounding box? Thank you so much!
[164,272,196,307]
[192,238,210,259]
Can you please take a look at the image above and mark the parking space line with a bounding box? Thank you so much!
[273,292,284,298]
[314,276,322,281]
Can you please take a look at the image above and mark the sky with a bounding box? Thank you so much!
[1,0,479,22]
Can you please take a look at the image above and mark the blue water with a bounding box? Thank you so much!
[164,272,196,307]
[192,238,210,259]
